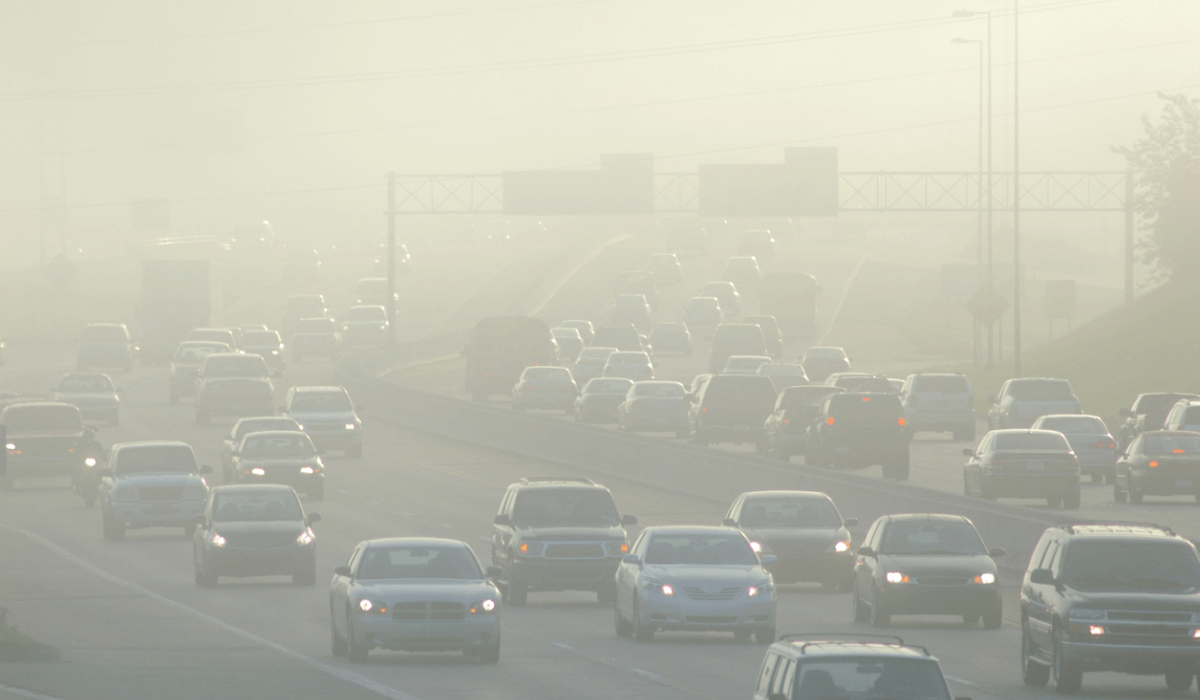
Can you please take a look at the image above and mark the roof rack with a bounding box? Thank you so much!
[777,633,930,656]
[518,477,595,486]
[1056,520,1175,536]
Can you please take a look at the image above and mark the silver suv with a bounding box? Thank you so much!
[901,372,976,441]
[99,441,212,540]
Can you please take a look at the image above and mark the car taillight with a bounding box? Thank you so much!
[782,418,789,424]
[1149,461,1159,468]
[826,417,834,425]
[898,417,906,427]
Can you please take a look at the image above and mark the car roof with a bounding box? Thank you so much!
[512,477,606,491]
[239,430,310,439]
[1035,414,1104,421]
[363,537,472,549]
[1053,522,1182,539]
[2,400,78,410]
[632,381,684,388]
[883,513,971,524]
[211,483,298,495]
[989,428,1069,437]
[781,385,845,396]
[741,490,832,501]
[775,638,934,660]
[60,372,112,380]
[112,440,192,450]
[292,385,347,393]
[1139,430,1200,437]
[644,525,743,535]
[179,340,230,348]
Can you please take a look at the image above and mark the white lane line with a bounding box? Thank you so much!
[5,525,421,700]
[631,668,662,680]
[0,684,66,700]
[551,642,573,650]
[944,676,977,687]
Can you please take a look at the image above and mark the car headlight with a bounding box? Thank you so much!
[517,542,543,556]
[345,423,357,430]
[833,540,850,553]
[885,571,910,584]
[250,467,266,476]
[605,541,630,555]
[469,599,497,614]
[6,442,15,452]
[300,466,316,474]
[1068,609,1107,621]
[357,599,386,614]
[973,573,996,585]
[296,530,314,545]
[640,581,674,596]
[184,484,208,498]
[271,350,279,355]
[84,457,97,467]
[748,582,772,597]
[210,533,226,547]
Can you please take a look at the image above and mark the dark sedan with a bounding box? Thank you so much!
[763,385,844,460]
[230,430,324,499]
[963,429,1081,508]
[1114,430,1200,504]
[853,514,1004,628]
[193,484,320,587]
[573,378,633,424]
[723,490,856,589]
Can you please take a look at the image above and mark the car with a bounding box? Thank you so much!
[280,386,363,458]
[169,341,231,403]
[551,327,585,362]
[699,281,741,316]
[764,386,845,460]
[511,366,578,412]
[825,373,895,393]
[1019,522,1200,695]
[900,372,976,441]
[616,381,689,436]
[353,277,400,309]
[723,256,761,288]
[99,441,213,540]
[194,353,274,425]
[1113,430,1200,504]
[240,330,286,372]
[289,317,341,361]
[1031,414,1117,483]
[853,514,1004,628]
[614,525,776,642]
[331,537,502,663]
[230,430,325,499]
[591,325,648,353]
[646,253,682,284]
[186,327,239,351]
[52,372,120,426]
[1162,398,1200,433]
[574,377,634,424]
[570,346,617,385]
[800,346,851,382]
[648,322,692,355]
[602,351,655,381]
[743,315,782,358]
[757,363,809,392]
[192,484,319,587]
[372,242,411,278]
[987,377,1081,430]
[709,323,767,374]
[0,401,91,491]
[962,429,1081,507]
[722,491,856,588]
[76,323,135,371]
[220,416,303,479]
[613,271,659,311]
[491,477,635,605]
[682,297,723,337]
[611,294,653,330]
[281,295,330,337]
[738,230,775,259]
[339,305,389,349]
[807,392,910,479]
[558,319,594,344]
[754,635,959,700]
[689,374,777,449]
[722,355,773,375]
[888,378,904,393]
[1117,392,1199,449]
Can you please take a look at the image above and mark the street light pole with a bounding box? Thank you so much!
[953,36,984,367]
[1012,0,1022,378]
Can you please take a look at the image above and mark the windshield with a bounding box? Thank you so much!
[701,283,735,295]
[633,383,684,398]
[911,375,969,393]
[2,405,82,431]
[346,307,386,321]
[994,432,1071,451]
[290,392,353,412]
[241,433,316,458]
[1142,434,1200,454]
[645,534,759,566]
[1134,393,1196,414]
[584,379,633,394]
[212,492,304,522]
[81,326,126,341]
[188,330,234,344]
[512,489,619,527]
[174,343,228,363]
[880,521,986,556]
[522,367,573,381]
[726,357,770,371]
[793,659,951,700]
[1062,541,1200,591]
[204,356,269,378]
[579,348,616,361]
[356,546,482,580]
[114,446,198,475]
[1008,380,1074,401]
[805,347,846,360]
[740,497,841,528]
[242,331,281,346]
[1036,416,1106,434]
[828,395,903,420]
[234,419,299,440]
[836,377,894,392]
[59,375,115,393]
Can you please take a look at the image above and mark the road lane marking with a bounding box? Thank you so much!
[632,668,663,680]
[0,684,66,700]
[551,642,573,650]
[944,676,977,687]
[5,525,422,700]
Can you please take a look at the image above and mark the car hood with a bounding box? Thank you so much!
[741,526,848,550]
[211,520,306,537]
[516,524,626,540]
[878,554,997,576]
[111,472,205,486]
[1066,589,1200,612]
[352,579,499,601]
[237,456,322,468]
[641,564,768,584]
[289,410,357,422]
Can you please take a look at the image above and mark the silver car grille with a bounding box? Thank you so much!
[683,586,740,601]
[1107,610,1192,622]
[915,576,970,586]
[391,601,466,622]
[545,543,605,558]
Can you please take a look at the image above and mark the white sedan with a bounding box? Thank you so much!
[614,526,776,643]
[330,538,502,663]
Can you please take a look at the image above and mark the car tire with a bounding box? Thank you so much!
[1165,670,1194,693]
[983,603,1002,629]
[347,614,369,664]
[870,589,890,627]
[1053,627,1083,695]
[331,608,348,657]
[478,639,500,664]
[1063,489,1081,510]
[1022,624,1051,686]
[853,588,870,623]
[614,603,633,638]
[632,596,654,642]
[754,627,775,645]
[346,445,362,459]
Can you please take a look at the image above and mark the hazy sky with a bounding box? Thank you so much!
[0,0,1196,247]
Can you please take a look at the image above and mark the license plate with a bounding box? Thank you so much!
[1026,462,1045,472]
[1176,479,1193,488]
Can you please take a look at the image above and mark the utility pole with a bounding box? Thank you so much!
[1012,0,1022,378]
[386,171,397,345]
[952,34,984,366]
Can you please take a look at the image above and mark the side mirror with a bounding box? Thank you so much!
[334,565,352,578]
[857,546,875,557]
[722,517,737,527]
[494,514,511,526]
[963,448,976,457]
[193,514,207,528]
[843,518,858,527]
[989,547,1006,558]
[306,513,321,525]
[1119,408,1134,418]
[1029,568,1055,585]
[621,554,641,566]
[485,565,502,580]
[621,514,638,526]
[986,395,997,404]
[760,555,778,566]
[199,465,213,474]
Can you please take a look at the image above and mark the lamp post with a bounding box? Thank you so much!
[952,8,994,369]
[1012,0,1021,378]
[952,36,984,366]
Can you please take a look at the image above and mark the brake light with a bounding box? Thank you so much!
[1175,449,1186,454]
[782,418,789,424]
[898,417,906,427]
[861,397,871,402]
[826,417,835,425]
[1149,461,1159,468]
[701,406,707,413]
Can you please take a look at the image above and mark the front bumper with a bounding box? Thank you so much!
[1130,469,1200,496]
[109,498,206,528]
[511,556,621,591]
[640,593,775,632]
[766,552,853,584]
[353,613,500,652]
[879,582,1001,615]
[982,472,1078,498]
[1061,639,1200,674]
[205,544,314,577]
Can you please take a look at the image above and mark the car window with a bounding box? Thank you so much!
[355,546,482,580]
[1134,394,1196,414]
[771,659,795,697]
[1142,434,1200,454]
[633,383,684,398]
[1062,541,1200,590]
[1035,416,1106,434]
[512,489,618,527]
[523,367,573,381]
[1042,541,1061,576]
[740,497,841,528]
[644,534,758,565]
[879,521,986,556]
[2,405,83,431]
[59,375,115,392]
[757,653,782,697]
[212,491,303,522]
[113,446,198,475]
[793,659,951,700]
[911,375,969,393]
[804,347,846,360]
[295,319,336,333]
[290,392,353,412]
[241,433,315,458]
[1181,406,1200,424]
[174,344,228,363]
[1007,380,1073,401]
[203,355,270,377]
[994,432,1071,450]
[345,307,386,321]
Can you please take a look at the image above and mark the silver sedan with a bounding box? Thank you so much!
[614,526,776,643]
[330,538,502,664]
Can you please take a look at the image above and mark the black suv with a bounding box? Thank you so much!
[807,392,910,479]
[490,477,636,606]
[1020,522,1200,695]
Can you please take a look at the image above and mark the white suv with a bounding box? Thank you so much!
[901,372,976,441]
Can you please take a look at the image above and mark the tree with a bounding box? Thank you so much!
[1115,92,1200,283]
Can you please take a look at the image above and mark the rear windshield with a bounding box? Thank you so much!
[1007,380,1073,401]
[633,383,685,398]
[703,377,778,410]
[793,660,951,700]
[701,282,735,294]
[512,488,619,527]
[827,395,903,418]
[608,353,649,365]
[174,343,228,362]
[583,378,633,394]
[654,323,687,332]
[81,326,126,341]
[1134,393,1196,414]
[1142,434,1200,454]
[779,387,842,410]
[1062,541,1200,591]
[345,307,386,321]
[212,491,303,522]
[835,376,894,393]
[2,405,82,431]
[579,348,616,360]
[59,375,114,393]
[805,347,846,360]
[295,319,336,333]
[204,355,269,378]
[114,445,198,475]
[242,331,282,346]
[726,356,770,371]
[241,433,315,458]
[645,534,758,566]
[523,367,573,381]
[994,432,1071,451]
[746,317,779,331]
[740,497,841,528]
[688,297,720,309]
[1036,416,1106,434]
[290,392,353,412]
[880,521,986,556]
[188,330,233,344]
[911,375,970,393]
[234,419,299,440]
[759,364,806,377]
[356,546,481,580]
